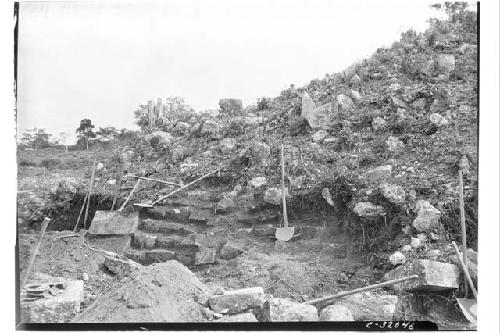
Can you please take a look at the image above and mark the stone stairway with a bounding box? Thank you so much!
[123,191,228,267]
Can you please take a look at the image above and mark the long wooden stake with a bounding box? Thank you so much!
[22,217,50,288]
[129,175,181,187]
[281,144,289,228]
[304,275,419,306]
[118,178,142,211]
[83,158,97,229]
[73,193,88,232]
[452,241,478,299]
[458,169,468,297]
[151,165,227,206]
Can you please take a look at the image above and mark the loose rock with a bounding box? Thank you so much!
[261,298,319,322]
[353,202,386,218]
[319,305,354,321]
[384,259,460,292]
[380,182,406,205]
[412,200,441,232]
[365,165,392,180]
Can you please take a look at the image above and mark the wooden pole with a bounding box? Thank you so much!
[83,158,97,229]
[452,241,478,299]
[304,275,419,306]
[22,218,51,288]
[118,179,142,212]
[151,165,226,206]
[129,175,182,187]
[281,144,289,228]
[458,169,468,297]
[73,193,88,232]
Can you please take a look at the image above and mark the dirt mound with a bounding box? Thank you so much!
[73,260,209,322]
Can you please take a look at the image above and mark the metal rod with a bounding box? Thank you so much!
[118,178,142,212]
[458,169,468,297]
[83,158,97,229]
[452,241,478,299]
[22,218,51,288]
[304,275,419,306]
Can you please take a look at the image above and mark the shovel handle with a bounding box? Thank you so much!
[281,144,288,228]
[452,241,478,299]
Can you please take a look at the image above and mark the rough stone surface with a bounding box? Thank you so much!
[263,187,289,206]
[337,94,355,111]
[391,97,409,109]
[365,165,392,180]
[436,54,456,73]
[262,298,319,322]
[380,182,406,205]
[194,248,216,265]
[413,200,441,232]
[451,248,478,285]
[201,119,222,136]
[145,131,173,148]
[219,98,243,115]
[21,278,84,323]
[372,117,387,131]
[213,313,258,322]
[384,259,460,292]
[249,177,268,189]
[353,202,386,218]
[208,289,264,314]
[319,305,354,321]
[386,136,405,152]
[333,291,400,321]
[312,130,329,142]
[220,138,237,154]
[219,243,244,260]
[104,256,142,278]
[88,211,139,236]
[389,251,406,265]
[429,113,449,127]
[350,90,362,103]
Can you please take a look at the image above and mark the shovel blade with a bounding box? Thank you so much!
[457,298,477,323]
[275,227,295,242]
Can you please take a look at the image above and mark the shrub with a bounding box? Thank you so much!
[39,158,62,170]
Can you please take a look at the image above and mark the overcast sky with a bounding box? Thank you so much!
[17,0,454,143]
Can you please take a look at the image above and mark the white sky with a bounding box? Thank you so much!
[17,0,454,142]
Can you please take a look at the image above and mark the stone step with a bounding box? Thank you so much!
[131,231,199,252]
[125,248,193,266]
[140,206,190,222]
[139,219,199,235]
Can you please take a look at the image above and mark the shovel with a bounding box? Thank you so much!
[275,144,294,242]
[452,241,477,323]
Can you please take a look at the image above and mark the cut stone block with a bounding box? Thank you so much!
[21,279,84,323]
[384,259,460,292]
[145,249,177,262]
[88,211,139,235]
[213,313,258,322]
[209,290,264,314]
[85,235,131,254]
[261,298,318,322]
[333,291,399,321]
[194,248,216,265]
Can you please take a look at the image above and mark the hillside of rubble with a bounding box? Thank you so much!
[17,8,477,328]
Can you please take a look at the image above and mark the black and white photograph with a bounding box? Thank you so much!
[4,0,499,331]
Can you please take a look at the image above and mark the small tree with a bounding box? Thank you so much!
[58,132,69,152]
[96,126,118,142]
[76,119,96,150]
[21,128,52,149]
